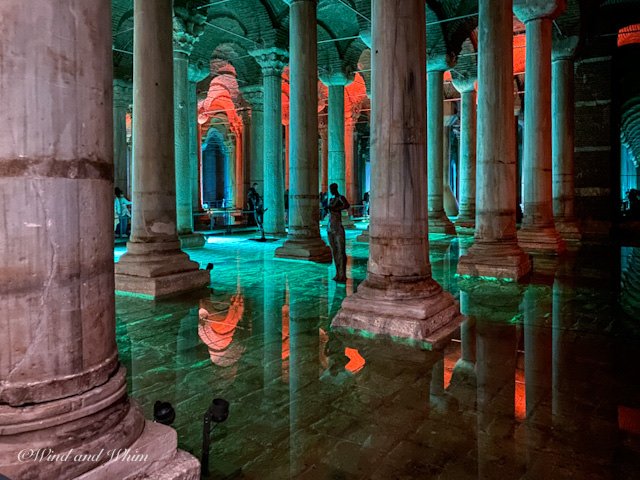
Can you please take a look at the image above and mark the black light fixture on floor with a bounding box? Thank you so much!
[201,398,230,477]
[153,401,175,425]
[206,262,214,271]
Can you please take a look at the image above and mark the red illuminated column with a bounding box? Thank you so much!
[332,0,461,343]
[457,0,531,280]
[515,0,566,254]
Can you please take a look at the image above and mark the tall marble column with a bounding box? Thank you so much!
[173,6,206,248]
[252,48,289,236]
[427,67,456,235]
[115,0,209,298]
[515,0,566,254]
[332,0,461,343]
[552,37,581,241]
[188,61,209,212]
[241,86,265,196]
[452,75,477,230]
[0,0,198,478]
[224,134,236,205]
[114,79,132,196]
[457,0,531,280]
[345,117,359,205]
[276,0,331,262]
[322,74,351,195]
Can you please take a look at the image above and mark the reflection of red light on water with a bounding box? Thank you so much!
[515,368,526,421]
[344,348,365,373]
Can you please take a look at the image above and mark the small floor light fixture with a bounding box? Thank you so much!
[201,398,230,477]
[153,401,175,425]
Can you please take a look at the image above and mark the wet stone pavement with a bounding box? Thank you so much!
[115,231,640,479]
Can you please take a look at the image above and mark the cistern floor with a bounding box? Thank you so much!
[114,232,640,479]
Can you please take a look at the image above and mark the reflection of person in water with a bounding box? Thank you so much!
[326,183,350,283]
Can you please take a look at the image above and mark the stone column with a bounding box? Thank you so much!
[322,75,351,195]
[452,75,477,229]
[224,134,236,205]
[173,6,206,247]
[276,0,331,262]
[241,86,265,196]
[240,111,251,206]
[515,0,566,254]
[115,0,209,298]
[457,0,531,280]
[0,0,198,478]
[332,0,461,343]
[345,117,359,205]
[552,39,581,241]
[188,61,209,212]
[114,79,132,196]
[427,68,456,235]
[234,127,244,209]
[319,116,329,193]
[284,122,290,190]
[252,48,289,236]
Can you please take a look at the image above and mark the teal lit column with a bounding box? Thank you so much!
[188,61,209,212]
[252,48,289,235]
[224,134,236,206]
[427,67,456,234]
[173,8,205,247]
[452,75,477,230]
[457,0,531,280]
[241,86,265,196]
[515,1,566,254]
[276,0,331,262]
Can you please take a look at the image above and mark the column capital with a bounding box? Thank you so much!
[451,72,477,94]
[188,59,210,83]
[427,54,455,73]
[113,79,133,108]
[513,0,566,23]
[240,85,264,110]
[319,68,354,87]
[173,1,207,55]
[250,47,289,76]
[552,35,579,61]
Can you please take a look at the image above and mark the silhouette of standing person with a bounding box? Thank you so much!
[327,183,350,283]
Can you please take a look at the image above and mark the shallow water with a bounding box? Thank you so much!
[115,231,640,479]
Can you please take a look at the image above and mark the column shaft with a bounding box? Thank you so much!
[518,18,565,253]
[552,57,581,240]
[188,80,200,210]
[332,0,460,344]
[319,125,329,192]
[174,51,195,236]
[328,84,346,193]
[263,71,286,234]
[427,70,455,234]
[455,89,477,228]
[115,0,209,298]
[457,0,530,280]
[113,82,130,196]
[275,0,331,262]
[345,121,357,204]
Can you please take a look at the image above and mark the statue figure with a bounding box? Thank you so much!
[327,183,350,283]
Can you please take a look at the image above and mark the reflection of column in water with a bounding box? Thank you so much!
[522,282,553,478]
[450,290,476,410]
[552,265,618,474]
[460,280,523,480]
[288,275,321,477]
[262,251,286,408]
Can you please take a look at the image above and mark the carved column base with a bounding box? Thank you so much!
[77,421,199,480]
[275,237,332,263]
[555,219,582,242]
[518,226,566,254]
[455,212,476,232]
[331,278,462,346]
[429,211,457,235]
[115,241,210,298]
[457,241,532,280]
[179,233,206,249]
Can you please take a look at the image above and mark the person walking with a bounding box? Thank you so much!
[326,183,350,283]
[115,187,132,238]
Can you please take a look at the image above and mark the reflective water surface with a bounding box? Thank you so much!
[115,232,640,479]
